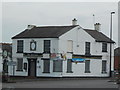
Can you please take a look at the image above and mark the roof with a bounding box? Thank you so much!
[114,47,120,56]
[12,25,115,43]
[12,25,78,39]
[84,29,115,43]
[0,43,12,52]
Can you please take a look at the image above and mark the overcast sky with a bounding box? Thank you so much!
[2,2,118,47]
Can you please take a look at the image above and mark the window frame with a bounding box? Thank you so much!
[16,58,23,71]
[17,40,24,53]
[85,42,91,56]
[85,60,91,73]
[102,60,107,74]
[44,40,51,53]
[102,42,107,52]
[67,59,73,73]
[53,60,63,72]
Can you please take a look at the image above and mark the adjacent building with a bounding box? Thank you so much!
[114,47,120,71]
[0,43,12,73]
[9,19,115,77]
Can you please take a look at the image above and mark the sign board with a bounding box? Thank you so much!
[43,54,50,58]
[7,61,17,66]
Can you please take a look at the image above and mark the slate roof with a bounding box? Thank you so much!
[84,29,115,43]
[12,25,78,39]
[12,25,115,43]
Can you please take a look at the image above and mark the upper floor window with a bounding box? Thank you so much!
[44,40,50,53]
[102,43,107,52]
[17,40,23,53]
[85,42,91,55]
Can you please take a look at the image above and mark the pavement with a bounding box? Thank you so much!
[2,78,119,89]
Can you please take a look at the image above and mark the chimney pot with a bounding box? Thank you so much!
[94,23,101,32]
[72,18,77,25]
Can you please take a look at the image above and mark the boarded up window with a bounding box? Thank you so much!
[67,40,73,52]
[44,40,50,53]
[43,60,50,73]
[17,40,23,53]
[67,59,73,73]
[102,60,107,73]
[85,42,90,55]
[53,60,63,72]
[85,60,90,73]
[17,58,23,71]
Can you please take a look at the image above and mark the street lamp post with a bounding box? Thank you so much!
[109,12,115,77]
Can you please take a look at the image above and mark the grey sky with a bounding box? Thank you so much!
[2,2,118,47]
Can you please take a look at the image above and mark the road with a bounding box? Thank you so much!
[2,79,119,88]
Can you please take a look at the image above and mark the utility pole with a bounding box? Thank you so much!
[109,12,115,77]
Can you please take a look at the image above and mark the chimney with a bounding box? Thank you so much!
[27,25,36,30]
[72,18,77,25]
[94,23,101,32]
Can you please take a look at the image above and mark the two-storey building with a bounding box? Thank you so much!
[9,19,115,77]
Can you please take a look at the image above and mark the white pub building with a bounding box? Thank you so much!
[9,19,115,77]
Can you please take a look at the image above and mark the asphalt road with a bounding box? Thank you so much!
[2,79,119,88]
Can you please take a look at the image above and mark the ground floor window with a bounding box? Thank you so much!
[17,58,23,71]
[67,59,73,73]
[102,60,107,73]
[43,59,50,73]
[53,60,63,72]
[85,60,90,73]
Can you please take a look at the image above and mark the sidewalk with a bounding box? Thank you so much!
[3,77,112,83]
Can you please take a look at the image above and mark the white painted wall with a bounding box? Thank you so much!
[12,38,59,54]
[59,26,103,55]
[62,59,109,77]
[10,25,115,77]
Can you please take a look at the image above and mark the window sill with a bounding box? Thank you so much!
[85,71,91,73]
[16,70,23,72]
[53,71,62,72]
[66,71,73,73]
[42,72,50,73]
[101,72,107,74]
[16,52,23,53]
[67,52,73,54]
[102,51,107,53]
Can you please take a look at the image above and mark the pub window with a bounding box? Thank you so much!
[43,60,50,73]
[53,60,63,72]
[17,40,24,53]
[102,60,107,73]
[85,42,91,55]
[44,40,50,53]
[85,60,90,73]
[67,59,73,73]
[17,58,23,71]
[102,43,107,52]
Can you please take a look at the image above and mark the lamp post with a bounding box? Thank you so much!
[109,12,115,77]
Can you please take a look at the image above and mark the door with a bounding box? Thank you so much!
[28,59,37,77]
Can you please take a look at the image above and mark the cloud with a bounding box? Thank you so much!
[2,2,118,45]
